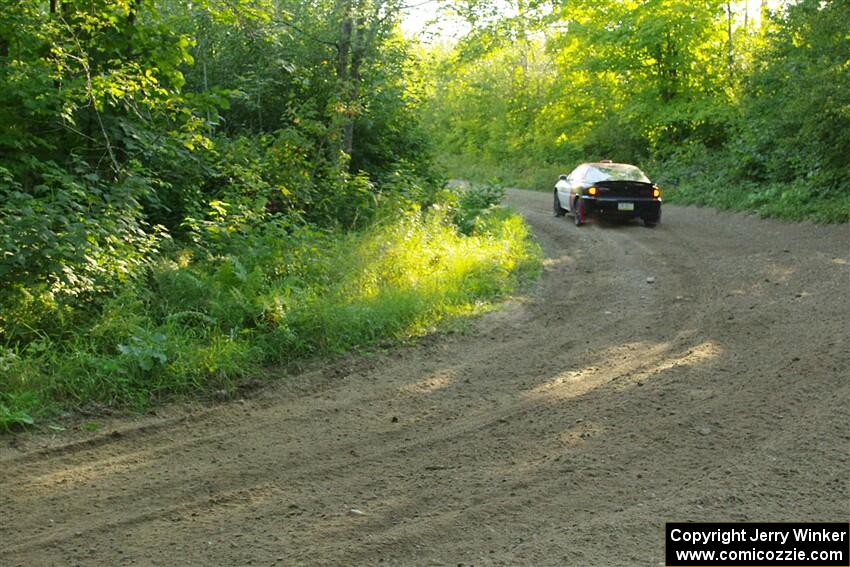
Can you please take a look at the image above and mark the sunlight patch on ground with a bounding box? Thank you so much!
[22,448,157,492]
[401,369,457,395]
[524,342,669,402]
[559,421,605,447]
[542,255,574,271]
[639,341,723,378]
[525,340,723,402]
[765,264,796,284]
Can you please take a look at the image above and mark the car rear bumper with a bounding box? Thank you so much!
[581,196,661,219]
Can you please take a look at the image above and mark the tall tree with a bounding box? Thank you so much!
[333,0,405,166]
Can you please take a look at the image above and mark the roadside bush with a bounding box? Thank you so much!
[0,162,166,347]
[653,145,850,223]
[0,185,541,427]
[452,182,507,234]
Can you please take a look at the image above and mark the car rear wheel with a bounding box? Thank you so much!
[553,191,566,217]
[573,198,585,226]
[643,209,661,228]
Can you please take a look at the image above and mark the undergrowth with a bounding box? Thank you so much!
[652,151,850,223]
[0,184,542,431]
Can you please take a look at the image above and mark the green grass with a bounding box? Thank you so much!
[0,195,542,431]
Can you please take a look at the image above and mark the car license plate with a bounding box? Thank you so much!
[618,202,634,211]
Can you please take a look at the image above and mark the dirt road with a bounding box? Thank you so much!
[2,189,848,566]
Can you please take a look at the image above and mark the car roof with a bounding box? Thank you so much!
[583,161,640,168]
[573,161,651,182]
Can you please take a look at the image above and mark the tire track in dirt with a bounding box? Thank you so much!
[1,189,848,567]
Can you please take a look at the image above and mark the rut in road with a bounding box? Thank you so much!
[2,189,848,567]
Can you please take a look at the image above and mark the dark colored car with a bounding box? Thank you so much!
[553,161,662,227]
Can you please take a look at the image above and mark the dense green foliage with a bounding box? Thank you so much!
[423,0,849,221]
[1,186,540,430]
[0,0,542,429]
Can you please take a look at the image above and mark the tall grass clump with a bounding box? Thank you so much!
[0,183,541,430]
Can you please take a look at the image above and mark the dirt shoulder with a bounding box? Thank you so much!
[2,190,848,566]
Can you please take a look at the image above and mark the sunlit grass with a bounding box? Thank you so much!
[300,208,540,352]
[0,203,542,429]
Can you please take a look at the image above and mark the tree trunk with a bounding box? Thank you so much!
[334,0,397,168]
[128,0,141,25]
[336,0,354,165]
[345,15,369,158]
[726,1,734,80]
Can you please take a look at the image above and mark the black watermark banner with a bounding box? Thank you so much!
[666,523,849,566]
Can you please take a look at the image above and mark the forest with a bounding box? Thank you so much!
[424,0,849,221]
[0,0,846,429]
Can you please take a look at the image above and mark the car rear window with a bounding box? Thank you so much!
[584,164,649,183]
